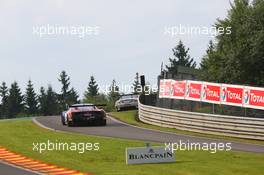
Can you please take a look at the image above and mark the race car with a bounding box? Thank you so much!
[61,103,107,126]
[115,94,139,111]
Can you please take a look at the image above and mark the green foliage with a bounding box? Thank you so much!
[106,79,121,111]
[200,0,264,86]
[166,40,196,75]
[45,85,59,115]
[38,86,59,116]
[7,82,24,117]
[58,71,79,110]
[132,72,140,94]
[68,87,79,105]
[108,79,120,102]
[83,93,106,104]
[25,80,38,115]
[83,93,113,112]
[0,82,8,118]
[38,86,46,115]
[200,41,223,82]
[84,76,99,99]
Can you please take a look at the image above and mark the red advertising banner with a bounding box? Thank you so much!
[171,80,186,99]
[159,79,171,98]
[185,81,202,101]
[243,87,264,110]
[159,79,165,98]
[159,79,264,110]
[201,82,221,104]
[221,84,243,106]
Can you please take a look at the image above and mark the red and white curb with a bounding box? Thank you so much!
[0,146,92,175]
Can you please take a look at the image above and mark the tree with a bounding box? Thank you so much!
[25,80,38,115]
[132,72,140,94]
[38,86,47,115]
[84,76,99,99]
[68,87,79,104]
[108,79,120,102]
[200,0,264,86]
[45,85,59,115]
[166,40,196,75]
[0,82,8,118]
[200,41,223,82]
[7,82,24,117]
[58,71,79,108]
[38,85,59,116]
[58,71,71,109]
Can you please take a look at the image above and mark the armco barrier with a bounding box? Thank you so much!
[138,97,264,140]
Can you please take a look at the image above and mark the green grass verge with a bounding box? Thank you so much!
[110,110,264,145]
[0,119,263,175]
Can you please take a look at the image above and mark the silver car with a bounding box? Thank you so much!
[115,94,139,111]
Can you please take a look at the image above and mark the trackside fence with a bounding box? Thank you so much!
[138,95,264,140]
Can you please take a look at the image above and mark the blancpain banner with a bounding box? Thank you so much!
[126,146,175,165]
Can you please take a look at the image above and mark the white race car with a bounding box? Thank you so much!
[115,94,139,111]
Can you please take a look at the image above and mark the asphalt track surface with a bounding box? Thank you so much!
[35,115,264,153]
[0,161,38,175]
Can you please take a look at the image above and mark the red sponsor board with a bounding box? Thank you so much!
[221,84,243,106]
[159,80,165,98]
[243,87,264,110]
[201,82,221,104]
[159,79,171,98]
[185,81,202,101]
[159,79,264,110]
[171,80,186,99]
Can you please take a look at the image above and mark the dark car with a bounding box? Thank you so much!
[62,103,107,126]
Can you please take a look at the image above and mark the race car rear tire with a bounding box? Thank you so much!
[67,120,74,127]
[101,119,106,126]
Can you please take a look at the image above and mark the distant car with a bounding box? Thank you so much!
[115,94,139,111]
[62,103,107,126]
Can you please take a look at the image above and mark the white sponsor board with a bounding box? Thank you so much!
[126,146,175,165]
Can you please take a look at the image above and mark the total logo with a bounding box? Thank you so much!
[186,84,190,96]
[170,84,174,96]
[202,85,207,99]
[221,87,227,101]
[244,90,250,104]
[221,87,242,102]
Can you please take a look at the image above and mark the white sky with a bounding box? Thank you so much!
[0,0,231,97]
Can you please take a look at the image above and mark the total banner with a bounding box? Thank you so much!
[159,79,171,98]
[185,80,202,101]
[221,84,243,107]
[243,86,264,110]
[201,82,221,104]
[159,79,264,110]
[171,80,186,99]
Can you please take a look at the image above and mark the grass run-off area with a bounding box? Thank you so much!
[0,119,263,175]
[110,110,264,145]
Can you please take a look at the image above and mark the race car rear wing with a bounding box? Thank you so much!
[69,104,106,108]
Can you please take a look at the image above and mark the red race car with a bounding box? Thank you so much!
[61,103,107,126]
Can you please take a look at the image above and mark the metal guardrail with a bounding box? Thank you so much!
[138,96,264,140]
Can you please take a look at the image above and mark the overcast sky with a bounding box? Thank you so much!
[0,0,231,97]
